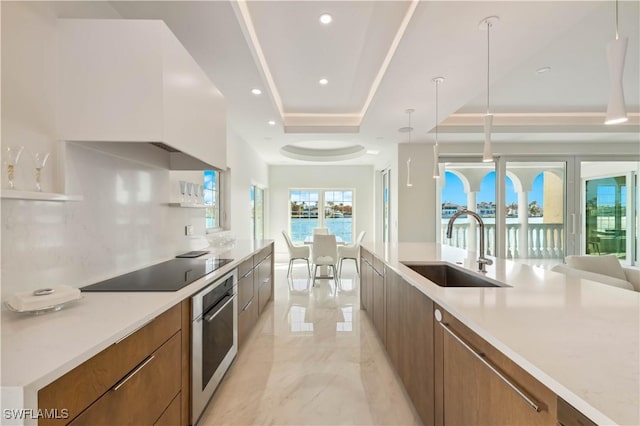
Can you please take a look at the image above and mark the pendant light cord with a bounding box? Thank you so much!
[615,0,619,40]
[486,20,491,115]
[435,80,439,146]
[408,110,412,144]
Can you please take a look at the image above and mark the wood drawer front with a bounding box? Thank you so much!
[361,247,373,264]
[557,398,596,426]
[70,332,181,426]
[254,247,271,267]
[238,269,254,312]
[258,280,271,316]
[238,257,253,279]
[373,256,384,275]
[238,296,258,348]
[39,304,181,426]
[438,308,557,425]
[154,392,181,426]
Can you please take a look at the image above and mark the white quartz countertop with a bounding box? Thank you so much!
[0,239,273,424]
[362,242,639,426]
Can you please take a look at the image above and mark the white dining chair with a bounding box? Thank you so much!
[282,231,311,277]
[311,234,338,288]
[337,231,366,275]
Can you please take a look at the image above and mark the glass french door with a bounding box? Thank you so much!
[581,160,639,264]
[382,169,391,243]
[251,185,264,240]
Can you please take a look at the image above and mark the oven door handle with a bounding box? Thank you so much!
[203,293,235,323]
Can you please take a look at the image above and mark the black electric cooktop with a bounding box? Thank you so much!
[81,258,233,292]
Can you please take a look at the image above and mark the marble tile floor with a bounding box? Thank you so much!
[198,262,421,426]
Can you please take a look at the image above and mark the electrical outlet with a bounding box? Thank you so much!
[185,225,194,236]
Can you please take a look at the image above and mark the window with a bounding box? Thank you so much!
[323,190,353,243]
[203,170,220,229]
[251,185,265,240]
[582,160,639,264]
[289,189,354,243]
[290,190,319,242]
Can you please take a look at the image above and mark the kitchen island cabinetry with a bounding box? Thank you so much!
[38,301,190,426]
[434,306,557,426]
[384,267,435,425]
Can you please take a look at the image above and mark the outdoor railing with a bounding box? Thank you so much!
[443,223,565,259]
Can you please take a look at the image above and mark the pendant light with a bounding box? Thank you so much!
[605,0,628,125]
[432,77,444,179]
[480,16,498,162]
[405,108,415,187]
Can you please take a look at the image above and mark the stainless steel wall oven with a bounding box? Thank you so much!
[191,269,237,424]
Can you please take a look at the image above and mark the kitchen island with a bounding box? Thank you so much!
[0,239,273,426]
[361,242,639,426]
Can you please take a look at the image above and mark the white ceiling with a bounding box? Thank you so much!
[107,1,639,167]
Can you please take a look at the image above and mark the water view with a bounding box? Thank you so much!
[291,218,353,243]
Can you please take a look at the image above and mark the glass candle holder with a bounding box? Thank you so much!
[33,152,50,192]
[179,180,187,203]
[5,146,24,189]
[193,184,201,204]
[186,182,193,204]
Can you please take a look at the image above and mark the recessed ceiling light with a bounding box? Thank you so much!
[251,88,262,95]
[319,78,329,86]
[366,150,380,155]
[268,120,276,126]
[319,13,332,24]
[536,66,552,74]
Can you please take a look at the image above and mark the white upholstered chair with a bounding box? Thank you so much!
[337,231,366,275]
[311,234,338,287]
[551,254,640,292]
[282,231,311,277]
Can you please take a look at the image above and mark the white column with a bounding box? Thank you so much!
[467,191,477,252]
[518,191,528,258]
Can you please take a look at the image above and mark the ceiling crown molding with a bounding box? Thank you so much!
[232,0,419,133]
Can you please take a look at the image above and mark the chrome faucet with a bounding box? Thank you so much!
[446,209,493,273]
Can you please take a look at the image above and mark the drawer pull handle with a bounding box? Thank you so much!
[242,299,253,312]
[113,355,155,391]
[439,322,541,413]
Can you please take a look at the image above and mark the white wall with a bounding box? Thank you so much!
[226,128,269,239]
[0,2,215,298]
[269,165,374,259]
[397,143,437,242]
[1,143,208,297]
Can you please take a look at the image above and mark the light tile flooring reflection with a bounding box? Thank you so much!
[199,262,421,425]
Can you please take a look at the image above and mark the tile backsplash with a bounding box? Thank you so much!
[1,143,208,298]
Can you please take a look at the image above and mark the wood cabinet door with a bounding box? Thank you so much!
[372,266,385,344]
[70,332,181,426]
[384,268,407,380]
[404,284,434,425]
[437,310,556,426]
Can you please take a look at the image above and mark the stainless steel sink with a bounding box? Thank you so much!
[401,263,509,288]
